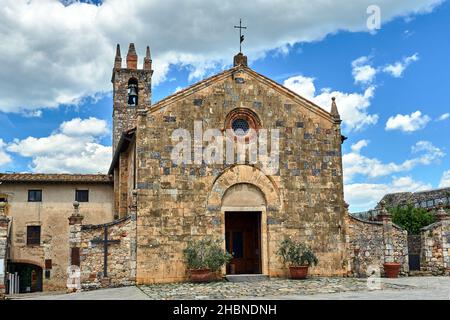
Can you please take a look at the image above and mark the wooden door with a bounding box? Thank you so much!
[225,212,261,274]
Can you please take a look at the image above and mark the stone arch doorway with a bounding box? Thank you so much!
[7,261,43,293]
[207,165,281,276]
[222,183,266,275]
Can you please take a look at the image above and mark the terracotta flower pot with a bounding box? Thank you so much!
[189,269,212,282]
[383,263,401,278]
[289,266,309,279]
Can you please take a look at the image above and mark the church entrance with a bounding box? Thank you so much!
[225,211,261,274]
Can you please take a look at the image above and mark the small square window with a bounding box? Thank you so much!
[27,226,41,246]
[28,190,42,202]
[75,190,89,202]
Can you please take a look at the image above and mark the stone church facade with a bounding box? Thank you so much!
[6,43,440,294]
[106,43,348,284]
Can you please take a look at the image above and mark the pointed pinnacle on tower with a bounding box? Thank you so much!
[330,97,341,123]
[126,43,138,69]
[143,46,152,70]
[114,44,122,69]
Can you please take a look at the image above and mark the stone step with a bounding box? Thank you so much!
[408,270,434,277]
[225,274,269,282]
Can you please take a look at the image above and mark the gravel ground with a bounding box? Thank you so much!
[139,277,410,300]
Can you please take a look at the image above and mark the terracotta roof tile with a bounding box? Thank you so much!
[0,173,113,184]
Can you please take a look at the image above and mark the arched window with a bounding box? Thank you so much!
[127,78,138,106]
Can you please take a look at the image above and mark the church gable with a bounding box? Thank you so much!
[149,64,336,126]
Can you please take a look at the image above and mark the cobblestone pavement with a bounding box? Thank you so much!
[138,277,409,300]
[12,276,450,300]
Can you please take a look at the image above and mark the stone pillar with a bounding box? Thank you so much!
[435,200,449,222]
[129,190,137,284]
[436,201,450,272]
[379,201,395,263]
[0,201,10,296]
[68,201,83,292]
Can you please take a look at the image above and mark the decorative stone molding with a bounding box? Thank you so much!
[207,165,281,212]
[68,201,84,225]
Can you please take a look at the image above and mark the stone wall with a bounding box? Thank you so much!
[380,187,450,210]
[0,203,10,295]
[345,213,409,277]
[78,217,135,290]
[420,220,450,275]
[134,64,347,283]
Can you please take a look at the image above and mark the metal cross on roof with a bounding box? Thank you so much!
[234,18,247,53]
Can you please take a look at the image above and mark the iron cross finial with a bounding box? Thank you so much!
[234,18,247,53]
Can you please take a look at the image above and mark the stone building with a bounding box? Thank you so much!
[379,187,450,211]
[4,43,415,293]
[103,43,348,285]
[0,174,113,292]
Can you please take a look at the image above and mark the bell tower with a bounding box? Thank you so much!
[111,43,153,152]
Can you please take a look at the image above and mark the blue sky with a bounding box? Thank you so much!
[0,0,449,211]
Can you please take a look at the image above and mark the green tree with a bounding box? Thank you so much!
[389,204,435,235]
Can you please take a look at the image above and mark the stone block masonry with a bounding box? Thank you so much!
[68,200,137,291]
[134,64,348,283]
[345,209,409,277]
[420,204,450,275]
[0,202,10,295]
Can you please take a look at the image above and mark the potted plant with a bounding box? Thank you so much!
[183,238,232,282]
[383,262,401,278]
[277,238,318,279]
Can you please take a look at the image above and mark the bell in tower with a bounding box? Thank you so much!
[127,78,138,106]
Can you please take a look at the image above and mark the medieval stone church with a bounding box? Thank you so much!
[106,43,348,284]
[3,43,425,293]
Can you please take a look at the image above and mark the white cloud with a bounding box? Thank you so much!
[283,75,317,100]
[174,86,183,94]
[343,140,445,182]
[0,0,443,113]
[382,53,419,77]
[59,117,109,137]
[351,56,377,84]
[345,176,432,212]
[385,110,431,132]
[283,75,378,131]
[21,110,43,118]
[0,139,12,166]
[351,139,369,153]
[439,170,450,188]
[6,117,111,173]
[437,113,449,121]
